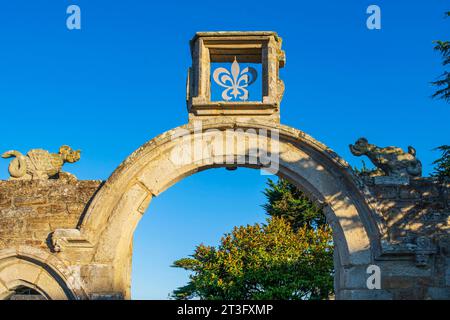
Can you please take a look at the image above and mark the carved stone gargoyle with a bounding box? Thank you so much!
[2,145,81,180]
[349,138,422,178]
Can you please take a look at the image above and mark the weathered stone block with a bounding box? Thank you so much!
[338,265,369,289]
[338,289,393,300]
[89,293,124,300]
[372,186,399,199]
[392,287,427,300]
[374,176,410,186]
[14,196,47,207]
[399,188,420,199]
[426,287,450,299]
[67,203,86,215]
[382,276,429,289]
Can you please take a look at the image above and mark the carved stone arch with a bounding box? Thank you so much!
[0,247,87,300]
[1,280,50,300]
[78,118,383,299]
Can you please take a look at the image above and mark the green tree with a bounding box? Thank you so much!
[430,11,449,180]
[262,179,326,231]
[172,179,334,300]
[171,217,334,300]
[432,145,450,179]
[431,11,450,101]
[262,178,334,296]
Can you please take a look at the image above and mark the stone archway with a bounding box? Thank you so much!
[0,247,83,300]
[78,118,383,299]
[0,31,447,300]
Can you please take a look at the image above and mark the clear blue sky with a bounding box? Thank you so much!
[0,1,449,299]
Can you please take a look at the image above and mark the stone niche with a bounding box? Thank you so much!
[186,31,286,122]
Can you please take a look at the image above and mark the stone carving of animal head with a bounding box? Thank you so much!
[349,138,374,157]
[59,145,81,163]
[350,137,422,178]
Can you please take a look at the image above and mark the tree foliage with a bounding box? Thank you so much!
[432,145,450,179]
[431,11,450,102]
[261,179,334,297]
[430,13,449,181]
[172,179,334,300]
[171,217,334,300]
[262,179,326,231]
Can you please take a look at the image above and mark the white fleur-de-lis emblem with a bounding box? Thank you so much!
[212,57,257,101]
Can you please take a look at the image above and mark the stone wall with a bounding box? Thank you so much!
[369,178,449,243]
[0,179,102,251]
[367,178,450,299]
[0,176,449,299]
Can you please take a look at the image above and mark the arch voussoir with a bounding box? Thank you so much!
[77,119,381,299]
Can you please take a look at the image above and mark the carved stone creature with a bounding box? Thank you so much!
[349,138,422,178]
[2,146,81,180]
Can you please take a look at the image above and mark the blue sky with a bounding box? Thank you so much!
[0,1,449,299]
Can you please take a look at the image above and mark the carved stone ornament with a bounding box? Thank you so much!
[212,57,258,101]
[2,145,81,180]
[51,229,93,252]
[350,138,422,178]
[415,236,436,267]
